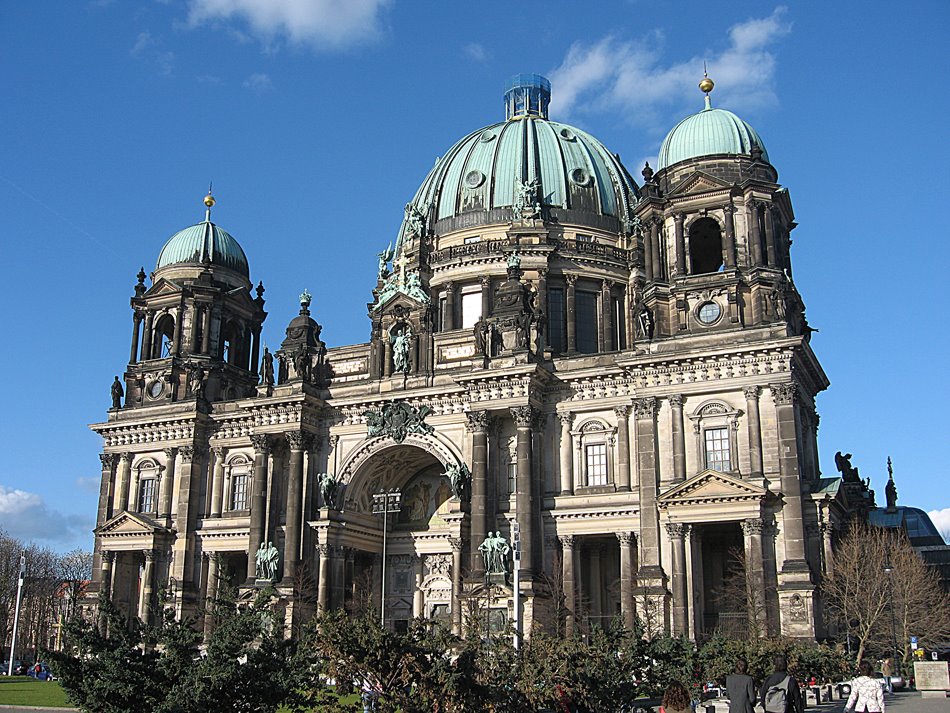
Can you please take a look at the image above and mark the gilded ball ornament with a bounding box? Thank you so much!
[203,193,216,208]
[699,76,715,94]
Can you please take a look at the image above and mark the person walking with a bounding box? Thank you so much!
[725,658,757,713]
[845,660,886,713]
[660,681,692,713]
[760,654,804,713]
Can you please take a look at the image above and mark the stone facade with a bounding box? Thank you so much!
[89,77,861,640]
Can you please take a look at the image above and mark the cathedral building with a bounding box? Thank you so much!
[90,73,854,640]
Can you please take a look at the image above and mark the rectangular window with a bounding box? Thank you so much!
[138,478,156,513]
[612,296,626,350]
[231,473,248,510]
[575,233,594,243]
[463,235,481,244]
[460,289,482,329]
[507,462,517,495]
[439,295,448,331]
[548,287,565,354]
[585,444,608,486]
[704,427,732,471]
[576,291,599,354]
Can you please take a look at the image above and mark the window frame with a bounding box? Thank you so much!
[226,455,252,513]
[571,418,617,490]
[688,401,741,475]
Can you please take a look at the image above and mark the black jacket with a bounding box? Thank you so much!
[759,670,804,713]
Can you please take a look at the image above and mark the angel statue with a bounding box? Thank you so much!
[377,243,394,281]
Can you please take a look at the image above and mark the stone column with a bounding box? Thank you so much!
[100,550,115,601]
[444,281,456,330]
[283,431,309,581]
[511,406,536,576]
[742,518,768,631]
[614,405,631,491]
[141,312,154,360]
[129,463,141,512]
[589,545,603,618]
[96,453,117,526]
[480,276,491,323]
[172,445,203,591]
[209,447,226,517]
[669,395,686,483]
[673,213,686,275]
[723,204,737,268]
[643,223,655,281]
[201,306,212,355]
[603,280,615,351]
[204,553,220,638]
[558,412,574,494]
[171,309,183,356]
[130,313,142,363]
[748,200,763,266]
[770,383,808,568]
[819,522,835,576]
[617,532,636,630]
[650,219,663,280]
[250,326,261,377]
[383,338,393,378]
[743,386,763,478]
[565,274,577,354]
[159,448,177,519]
[559,535,576,636]
[317,544,330,611]
[114,452,133,512]
[466,411,490,577]
[449,537,463,634]
[139,550,155,624]
[247,434,271,581]
[764,205,777,266]
[666,523,690,636]
[634,398,661,569]
[413,555,424,618]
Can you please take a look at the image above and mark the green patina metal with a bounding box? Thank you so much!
[658,106,769,170]
[155,220,249,276]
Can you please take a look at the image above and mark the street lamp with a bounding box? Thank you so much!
[372,489,402,627]
[512,522,521,650]
[7,554,25,676]
[883,551,899,691]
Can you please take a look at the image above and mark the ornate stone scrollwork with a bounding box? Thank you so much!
[143,549,156,562]
[667,394,684,408]
[101,550,115,564]
[250,434,271,455]
[742,518,766,536]
[558,535,576,549]
[465,410,490,432]
[364,400,434,443]
[99,453,118,469]
[616,532,636,547]
[558,411,575,427]
[119,452,134,464]
[743,385,760,400]
[448,536,463,553]
[633,397,657,419]
[613,404,632,419]
[211,446,226,459]
[510,405,536,428]
[665,522,690,539]
[179,446,197,464]
[285,431,311,451]
[317,544,331,558]
[770,382,798,405]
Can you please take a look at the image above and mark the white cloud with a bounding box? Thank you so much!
[130,30,176,76]
[0,485,93,547]
[187,0,390,50]
[243,72,273,92]
[131,30,154,56]
[548,7,791,130]
[464,42,488,63]
[929,508,950,543]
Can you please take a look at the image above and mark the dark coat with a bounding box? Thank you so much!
[760,670,804,713]
[725,672,756,713]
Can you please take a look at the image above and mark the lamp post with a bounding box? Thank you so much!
[883,552,899,690]
[512,522,521,650]
[373,489,402,627]
[7,554,25,676]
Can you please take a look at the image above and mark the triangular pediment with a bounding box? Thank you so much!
[659,469,767,507]
[96,511,167,537]
[144,277,183,298]
[374,290,428,314]
[667,171,733,197]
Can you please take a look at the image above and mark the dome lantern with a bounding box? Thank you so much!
[504,73,551,120]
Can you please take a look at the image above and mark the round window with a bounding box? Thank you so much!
[479,130,495,143]
[464,170,485,188]
[559,127,576,141]
[697,301,722,324]
[147,380,164,398]
[570,168,590,186]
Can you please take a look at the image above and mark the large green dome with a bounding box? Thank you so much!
[396,75,639,250]
[156,220,249,277]
[657,106,768,170]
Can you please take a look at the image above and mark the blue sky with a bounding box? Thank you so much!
[1,1,948,552]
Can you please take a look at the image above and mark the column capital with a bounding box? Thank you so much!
[465,410,490,432]
[444,280,455,291]
[665,522,690,539]
[558,411,575,427]
[480,275,491,287]
[250,433,271,454]
[284,431,312,451]
[613,404,632,419]
[510,405,536,428]
[565,273,577,287]
[558,534,576,548]
[101,550,115,564]
[667,394,684,408]
[770,382,798,405]
[537,268,548,280]
[633,396,657,418]
[616,532,636,547]
[162,447,178,460]
[743,385,760,400]
[742,518,766,536]
[143,549,156,562]
[448,536,463,553]
[119,452,134,464]
[211,446,226,459]
[673,212,685,225]
[317,544,331,557]
[179,446,199,464]
[99,453,118,469]
[722,202,736,215]
[818,521,835,535]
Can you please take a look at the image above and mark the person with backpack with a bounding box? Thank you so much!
[759,654,804,713]
[844,660,885,713]
[725,658,757,713]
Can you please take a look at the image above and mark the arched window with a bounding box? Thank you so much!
[689,401,741,474]
[135,460,160,513]
[572,418,617,488]
[153,314,175,358]
[688,217,724,275]
[227,455,252,511]
[221,320,243,365]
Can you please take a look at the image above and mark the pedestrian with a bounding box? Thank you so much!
[760,653,804,713]
[845,660,885,713]
[725,658,757,713]
[881,657,894,694]
[660,681,692,713]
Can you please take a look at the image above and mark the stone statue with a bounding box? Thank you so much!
[254,541,279,581]
[260,347,275,386]
[506,251,522,270]
[188,366,206,400]
[834,451,860,484]
[293,347,311,382]
[377,243,394,281]
[110,376,124,409]
[391,327,412,374]
[444,462,471,501]
[473,319,489,357]
[885,465,898,510]
[319,472,340,510]
[635,304,654,340]
[478,531,510,575]
[404,271,430,304]
[514,178,540,218]
[404,203,426,238]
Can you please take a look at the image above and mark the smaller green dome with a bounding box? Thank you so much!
[156,220,249,277]
[657,107,768,170]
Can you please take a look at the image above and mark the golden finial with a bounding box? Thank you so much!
[699,63,714,109]
[203,182,216,208]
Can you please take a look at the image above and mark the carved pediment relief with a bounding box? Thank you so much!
[96,511,167,538]
[659,469,767,508]
[668,171,732,197]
